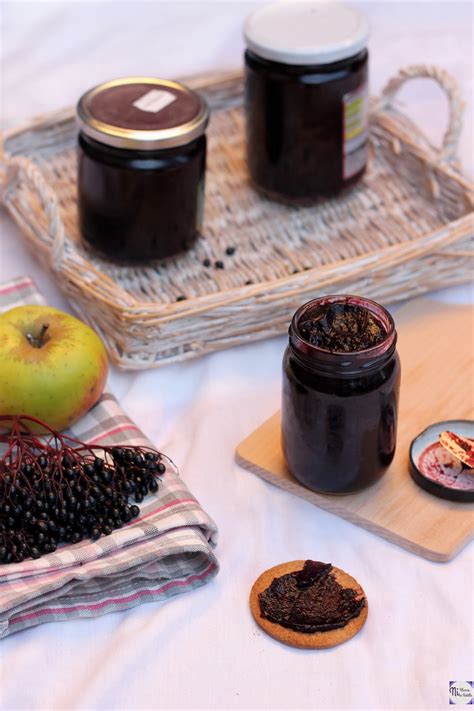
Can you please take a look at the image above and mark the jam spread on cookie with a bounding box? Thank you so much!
[258,561,365,633]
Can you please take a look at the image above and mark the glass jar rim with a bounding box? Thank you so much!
[289,295,397,375]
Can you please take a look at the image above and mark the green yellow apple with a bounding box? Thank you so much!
[0,305,108,431]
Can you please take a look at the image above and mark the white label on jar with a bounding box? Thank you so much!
[132,89,177,113]
[343,83,369,180]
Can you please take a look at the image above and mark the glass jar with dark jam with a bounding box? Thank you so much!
[282,296,400,494]
[76,77,209,262]
[244,1,369,202]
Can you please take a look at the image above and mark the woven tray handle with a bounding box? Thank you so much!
[0,153,66,269]
[378,65,464,164]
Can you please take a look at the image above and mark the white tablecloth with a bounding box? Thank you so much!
[0,2,472,709]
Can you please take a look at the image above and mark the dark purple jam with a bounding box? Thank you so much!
[299,302,385,352]
[281,296,400,494]
[259,561,365,633]
[244,49,368,202]
[78,134,206,262]
[76,78,208,263]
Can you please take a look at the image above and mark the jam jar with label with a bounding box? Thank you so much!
[281,296,400,494]
[244,1,369,202]
[77,77,209,262]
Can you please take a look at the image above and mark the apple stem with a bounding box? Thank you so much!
[26,323,49,348]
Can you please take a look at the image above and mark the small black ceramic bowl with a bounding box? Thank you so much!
[409,419,474,502]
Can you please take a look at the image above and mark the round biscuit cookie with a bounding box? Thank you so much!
[249,560,368,649]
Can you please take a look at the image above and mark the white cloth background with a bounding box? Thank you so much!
[0,2,473,709]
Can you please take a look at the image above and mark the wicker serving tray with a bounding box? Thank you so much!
[1,65,473,369]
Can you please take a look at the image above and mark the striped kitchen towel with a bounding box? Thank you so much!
[0,277,219,638]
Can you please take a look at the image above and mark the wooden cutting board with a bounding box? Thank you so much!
[236,299,474,562]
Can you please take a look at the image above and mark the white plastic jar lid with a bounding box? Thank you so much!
[244,1,369,66]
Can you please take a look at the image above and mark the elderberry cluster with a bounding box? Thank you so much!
[0,446,166,564]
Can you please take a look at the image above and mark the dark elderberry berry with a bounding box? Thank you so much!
[30,547,41,559]
[71,532,82,544]
[0,546,6,560]
[83,497,94,511]
[149,479,159,494]
[38,456,48,469]
[101,470,112,484]
[102,525,112,536]
[130,505,140,518]
[83,463,94,477]
[91,528,101,541]
[134,492,144,504]
[157,462,166,475]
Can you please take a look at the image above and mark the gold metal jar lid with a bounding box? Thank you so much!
[77,77,209,150]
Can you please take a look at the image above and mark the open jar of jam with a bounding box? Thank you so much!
[281,296,400,494]
[244,1,369,202]
[77,77,209,262]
